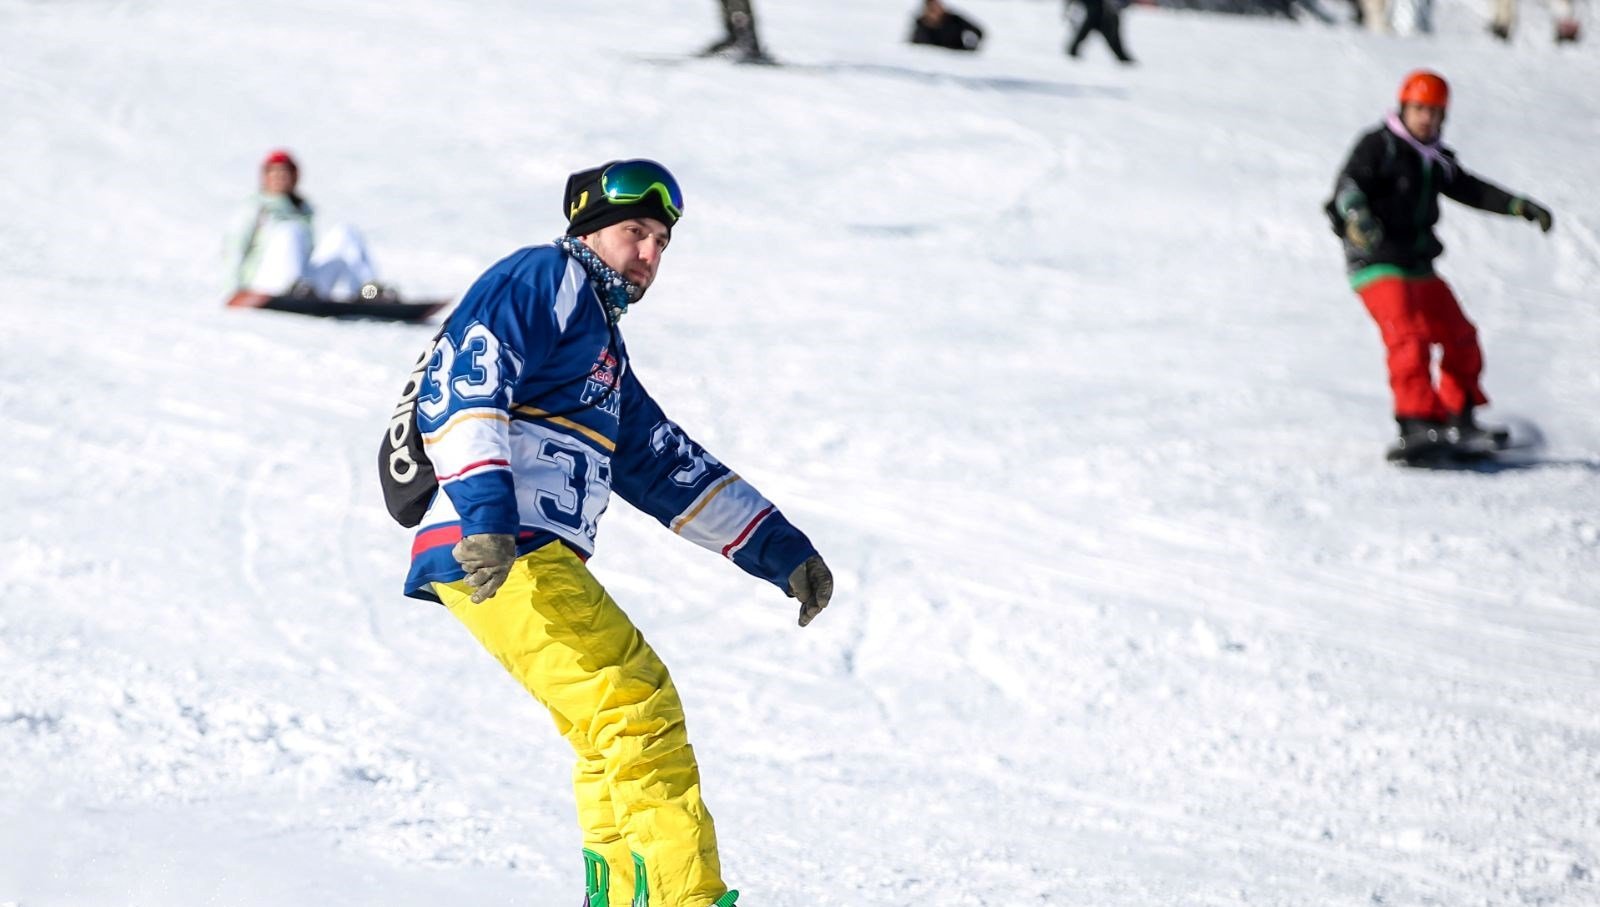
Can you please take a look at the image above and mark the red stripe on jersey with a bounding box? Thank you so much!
[722,506,774,557]
[438,458,510,482]
[411,524,465,558]
[412,527,578,561]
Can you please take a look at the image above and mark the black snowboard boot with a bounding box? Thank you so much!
[1446,406,1509,453]
[729,15,774,64]
[698,22,773,63]
[1387,417,1449,462]
[701,0,773,63]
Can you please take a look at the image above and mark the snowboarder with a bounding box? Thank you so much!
[700,0,772,63]
[1324,71,1555,461]
[388,159,833,907]
[910,0,985,52]
[225,149,388,307]
[1064,0,1134,64]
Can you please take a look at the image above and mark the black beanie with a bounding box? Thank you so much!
[564,162,677,238]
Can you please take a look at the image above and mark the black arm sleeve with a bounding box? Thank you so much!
[1324,130,1383,233]
[1335,131,1387,213]
[1441,165,1517,215]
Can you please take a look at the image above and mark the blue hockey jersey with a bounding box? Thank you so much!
[403,243,816,601]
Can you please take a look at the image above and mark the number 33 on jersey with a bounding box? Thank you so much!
[402,243,817,602]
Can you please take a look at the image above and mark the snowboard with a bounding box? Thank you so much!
[633,55,782,68]
[1385,421,1536,469]
[631,48,781,68]
[226,290,451,323]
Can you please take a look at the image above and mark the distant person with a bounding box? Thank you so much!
[1491,0,1581,41]
[1297,0,1340,24]
[1555,0,1582,41]
[910,0,985,51]
[1389,0,1432,33]
[1065,0,1134,64]
[1324,71,1554,461]
[1412,0,1434,32]
[1267,0,1339,23]
[226,149,387,306]
[1360,0,1391,32]
[700,0,772,63]
[1489,0,1515,39]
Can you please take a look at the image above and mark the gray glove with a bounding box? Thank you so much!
[453,533,517,603]
[1343,208,1383,252]
[787,554,834,628]
[1510,197,1553,233]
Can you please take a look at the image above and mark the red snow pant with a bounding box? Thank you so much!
[1357,273,1488,422]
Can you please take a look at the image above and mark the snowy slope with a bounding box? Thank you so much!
[2,0,1598,905]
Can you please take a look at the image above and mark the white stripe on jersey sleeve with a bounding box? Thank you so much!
[553,259,584,332]
[423,407,512,482]
[669,473,776,551]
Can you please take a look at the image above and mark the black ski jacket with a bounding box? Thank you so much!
[1325,124,1519,273]
[910,11,984,51]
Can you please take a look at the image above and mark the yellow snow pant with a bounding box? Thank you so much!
[434,541,726,907]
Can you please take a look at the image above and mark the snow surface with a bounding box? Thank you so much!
[3,0,1599,904]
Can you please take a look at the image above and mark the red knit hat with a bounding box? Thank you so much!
[261,148,298,171]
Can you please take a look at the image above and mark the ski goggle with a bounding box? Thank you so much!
[599,159,684,224]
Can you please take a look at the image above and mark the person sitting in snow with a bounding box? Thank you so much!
[910,0,985,52]
[225,149,389,307]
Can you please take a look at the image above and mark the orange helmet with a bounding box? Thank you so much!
[1398,70,1449,109]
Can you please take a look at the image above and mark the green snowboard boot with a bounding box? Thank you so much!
[627,852,740,906]
[582,849,609,907]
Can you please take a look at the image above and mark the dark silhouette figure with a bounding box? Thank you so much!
[702,0,773,63]
[1066,0,1134,64]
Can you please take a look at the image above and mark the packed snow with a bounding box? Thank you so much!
[2,0,1598,904]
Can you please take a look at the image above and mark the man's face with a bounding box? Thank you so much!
[1401,103,1445,143]
[261,163,298,196]
[581,217,671,294]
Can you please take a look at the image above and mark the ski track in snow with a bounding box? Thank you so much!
[2,0,1598,904]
